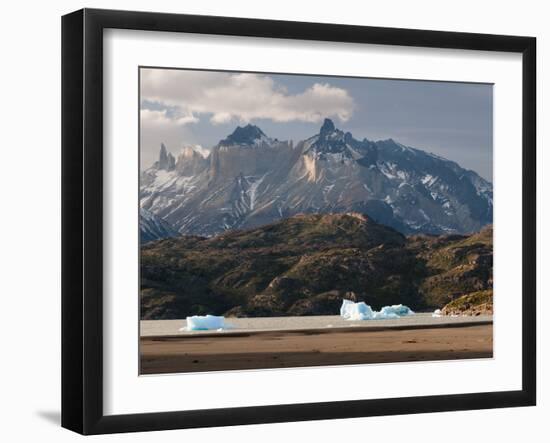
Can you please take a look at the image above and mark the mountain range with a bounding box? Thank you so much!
[140,119,493,239]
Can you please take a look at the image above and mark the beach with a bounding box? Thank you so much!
[140,315,493,374]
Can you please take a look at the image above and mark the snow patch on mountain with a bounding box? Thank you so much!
[140,207,179,243]
[140,119,493,237]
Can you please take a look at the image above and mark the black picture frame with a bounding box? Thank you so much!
[62,8,536,435]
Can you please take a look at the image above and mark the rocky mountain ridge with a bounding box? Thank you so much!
[141,119,493,237]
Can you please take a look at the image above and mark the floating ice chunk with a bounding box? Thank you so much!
[379,304,414,317]
[373,310,400,320]
[340,300,414,321]
[340,299,354,317]
[183,315,226,331]
[432,309,442,318]
[340,300,374,320]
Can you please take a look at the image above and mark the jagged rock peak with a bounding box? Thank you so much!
[178,144,210,160]
[157,143,175,171]
[180,145,201,158]
[174,145,208,176]
[219,124,268,146]
[320,118,336,135]
[305,119,377,162]
[308,118,348,155]
[159,142,168,160]
[141,119,493,238]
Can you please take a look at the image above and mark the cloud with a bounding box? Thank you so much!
[140,69,355,125]
[140,108,198,127]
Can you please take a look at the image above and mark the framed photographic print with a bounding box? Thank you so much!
[62,8,536,435]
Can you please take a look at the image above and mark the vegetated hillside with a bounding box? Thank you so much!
[140,213,492,319]
[441,289,493,316]
[410,224,493,308]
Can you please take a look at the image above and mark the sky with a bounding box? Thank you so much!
[140,68,493,180]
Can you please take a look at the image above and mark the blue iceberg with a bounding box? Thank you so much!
[340,300,414,321]
[184,315,226,331]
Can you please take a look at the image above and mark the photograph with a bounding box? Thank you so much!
[1,0,545,440]
[138,67,494,374]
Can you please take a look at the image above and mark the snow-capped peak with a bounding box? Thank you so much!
[141,120,493,238]
[305,118,375,162]
[218,124,273,147]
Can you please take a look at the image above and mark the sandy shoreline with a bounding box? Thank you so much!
[140,322,493,374]
[140,313,493,337]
